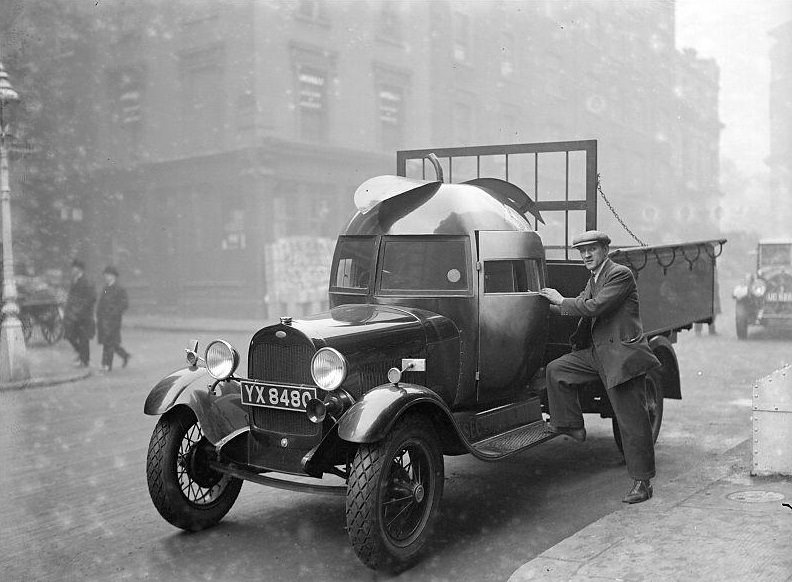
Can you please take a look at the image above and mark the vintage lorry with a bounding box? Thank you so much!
[144,140,723,571]
[732,239,792,339]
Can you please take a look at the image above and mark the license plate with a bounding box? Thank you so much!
[766,292,792,302]
[240,381,315,412]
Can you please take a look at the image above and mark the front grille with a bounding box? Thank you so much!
[249,341,314,383]
[764,274,792,315]
[248,335,317,435]
[251,406,319,436]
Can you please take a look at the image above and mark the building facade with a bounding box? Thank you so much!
[8,0,723,317]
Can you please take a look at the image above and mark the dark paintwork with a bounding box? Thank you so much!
[144,144,722,489]
[334,178,546,409]
[144,366,249,445]
[336,382,453,443]
[251,303,459,402]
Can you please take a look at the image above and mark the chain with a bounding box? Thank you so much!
[596,173,646,247]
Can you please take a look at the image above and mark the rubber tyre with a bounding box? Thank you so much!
[346,415,444,572]
[146,406,242,531]
[612,369,664,455]
[735,303,749,340]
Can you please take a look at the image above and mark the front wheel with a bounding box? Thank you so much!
[613,370,664,455]
[146,406,242,531]
[346,415,444,572]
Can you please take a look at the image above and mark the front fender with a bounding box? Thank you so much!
[143,367,249,445]
[337,382,453,443]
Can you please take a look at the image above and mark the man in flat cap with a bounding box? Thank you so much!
[538,230,660,504]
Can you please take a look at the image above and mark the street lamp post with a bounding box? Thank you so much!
[0,61,29,383]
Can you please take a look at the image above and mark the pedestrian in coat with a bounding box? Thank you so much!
[64,259,96,367]
[538,230,661,504]
[96,265,130,372]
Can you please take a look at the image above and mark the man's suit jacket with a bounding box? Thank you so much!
[553,258,660,389]
[64,274,97,339]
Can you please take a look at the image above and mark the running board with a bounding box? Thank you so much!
[470,420,558,460]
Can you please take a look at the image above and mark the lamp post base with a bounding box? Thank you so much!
[0,314,30,383]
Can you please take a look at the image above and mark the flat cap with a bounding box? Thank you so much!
[571,230,611,248]
[103,265,119,277]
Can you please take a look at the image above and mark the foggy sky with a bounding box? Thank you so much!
[676,0,792,176]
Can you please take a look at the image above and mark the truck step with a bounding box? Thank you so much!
[470,420,557,460]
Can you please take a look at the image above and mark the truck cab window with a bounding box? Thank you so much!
[378,238,470,295]
[759,244,791,268]
[330,237,376,292]
[484,259,542,293]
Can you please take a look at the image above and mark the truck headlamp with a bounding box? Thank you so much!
[732,285,748,300]
[750,280,767,297]
[205,340,240,380]
[311,347,347,391]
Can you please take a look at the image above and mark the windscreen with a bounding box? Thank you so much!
[378,237,470,296]
[759,244,792,268]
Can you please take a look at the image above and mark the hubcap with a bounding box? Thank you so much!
[176,422,230,506]
[413,483,425,503]
[382,441,433,545]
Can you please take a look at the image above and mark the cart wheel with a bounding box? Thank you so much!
[41,308,64,344]
[346,415,444,572]
[19,311,34,344]
[612,370,664,455]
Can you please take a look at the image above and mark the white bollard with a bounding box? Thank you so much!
[752,364,792,476]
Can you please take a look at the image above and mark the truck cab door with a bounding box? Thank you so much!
[476,230,549,405]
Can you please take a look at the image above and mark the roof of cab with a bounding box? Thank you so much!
[343,175,539,237]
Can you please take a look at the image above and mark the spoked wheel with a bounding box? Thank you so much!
[613,370,664,455]
[146,406,242,531]
[19,311,34,344]
[40,307,64,344]
[346,415,444,572]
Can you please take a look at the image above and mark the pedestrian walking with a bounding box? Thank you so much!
[96,265,130,372]
[538,230,661,504]
[63,259,97,368]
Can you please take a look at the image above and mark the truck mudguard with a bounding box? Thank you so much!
[648,335,681,399]
[337,382,455,443]
[143,367,249,445]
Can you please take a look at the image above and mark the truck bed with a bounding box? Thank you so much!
[545,239,724,360]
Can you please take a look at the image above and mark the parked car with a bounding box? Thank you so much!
[732,239,792,339]
[143,141,722,571]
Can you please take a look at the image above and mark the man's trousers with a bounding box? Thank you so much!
[546,347,656,481]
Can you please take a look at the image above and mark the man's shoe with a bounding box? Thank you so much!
[122,353,131,368]
[622,480,653,504]
[548,425,586,442]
